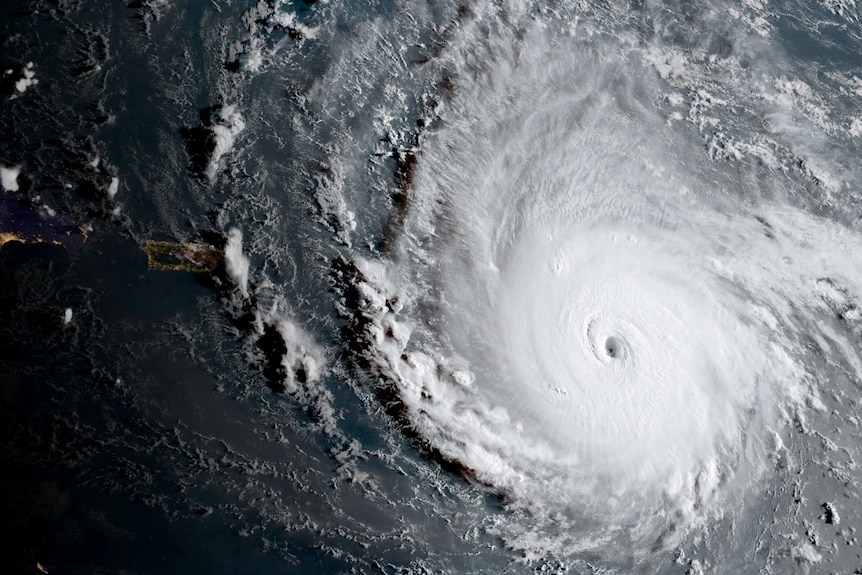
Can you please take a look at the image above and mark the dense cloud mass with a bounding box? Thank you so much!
[346,10,862,558]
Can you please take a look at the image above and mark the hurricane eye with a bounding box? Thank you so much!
[604,336,621,359]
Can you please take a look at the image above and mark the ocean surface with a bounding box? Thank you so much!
[2,0,862,573]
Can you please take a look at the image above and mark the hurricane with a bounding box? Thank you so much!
[344,0,862,562]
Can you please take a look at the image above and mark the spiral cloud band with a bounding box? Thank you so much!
[348,5,862,559]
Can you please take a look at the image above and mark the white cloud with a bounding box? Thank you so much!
[224,227,251,298]
[0,165,20,191]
